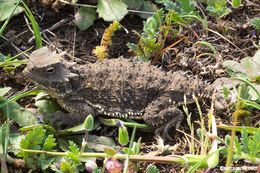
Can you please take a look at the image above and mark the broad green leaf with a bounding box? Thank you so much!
[250,18,260,31]
[240,54,260,82]
[222,60,247,75]
[97,0,128,21]
[0,0,24,21]
[83,114,94,131]
[9,133,25,154]
[248,84,260,100]
[74,7,97,31]
[251,49,260,79]
[155,0,177,10]
[0,101,38,126]
[104,147,117,156]
[178,0,195,14]
[137,1,156,19]
[145,164,159,173]
[231,0,241,8]
[0,53,5,62]
[87,135,116,152]
[35,92,61,114]
[118,125,129,146]
[38,155,56,170]
[241,57,255,80]
[0,87,11,97]
[123,0,143,9]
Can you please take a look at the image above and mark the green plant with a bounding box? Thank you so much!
[128,9,182,62]
[250,17,260,32]
[21,1,42,48]
[156,0,196,15]
[0,0,24,22]
[0,1,42,48]
[17,126,57,170]
[206,0,231,20]
[63,0,156,31]
[222,49,260,101]
[128,2,206,62]
[0,52,27,73]
[224,128,260,164]
[231,0,241,8]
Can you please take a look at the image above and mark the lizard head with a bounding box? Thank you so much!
[23,47,79,97]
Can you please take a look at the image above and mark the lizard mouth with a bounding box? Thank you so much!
[23,68,34,80]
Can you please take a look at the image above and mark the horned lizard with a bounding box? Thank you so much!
[23,47,222,137]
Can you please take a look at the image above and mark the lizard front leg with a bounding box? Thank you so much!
[48,100,96,130]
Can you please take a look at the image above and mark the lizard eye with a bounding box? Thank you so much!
[46,67,55,74]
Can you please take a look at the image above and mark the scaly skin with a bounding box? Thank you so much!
[23,47,213,137]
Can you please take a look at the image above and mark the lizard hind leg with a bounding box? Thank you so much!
[159,107,184,140]
[143,96,184,139]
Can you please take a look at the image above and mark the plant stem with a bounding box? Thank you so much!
[123,125,137,173]
[21,149,198,165]
[225,89,242,173]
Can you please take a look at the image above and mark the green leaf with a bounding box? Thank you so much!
[178,0,195,14]
[222,60,247,76]
[38,155,56,170]
[66,141,81,166]
[0,0,24,22]
[123,0,143,9]
[60,161,74,173]
[250,18,260,31]
[68,141,80,154]
[43,134,57,151]
[206,0,231,19]
[0,87,11,97]
[67,152,81,165]
[74,7,97,31]
[0,123,9,156]
[83,114,94,131]
[35,92,61,114]
[234,136,242,157]
[18,126,46,157]
[137,1,157,19]
[143,9,164,37]
[88,135,116,152]
[251,49,260,79]
[97,0,128,21]
[118,125,129,146]
[145,164,159,173]
[241,128,249,154]
[0,53,5,61]
[21,1,42,48]
[104,147,117,156]
[9,133,25,155]
[0,101,38,127]
[240,57,255,80]
[248,129,260,157]
[231,0,241,8]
